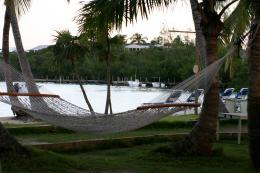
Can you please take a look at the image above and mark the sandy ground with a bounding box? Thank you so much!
[0,116,22,124]
[0,116,41,125]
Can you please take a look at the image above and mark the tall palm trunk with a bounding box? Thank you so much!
[105,55,113,114]
[10,9,44,111]
[2,8,18,97]
[2,7,24,114]
[190,0,207,69]
[10,11,38,93]
[187,37,219,153]
[175,35,220,154]
[2,7,11,71]
[77,77,94,113]
[174,0,222,154]
[105,34,113,114]
[248,0,260,170]
[74,70,94,114]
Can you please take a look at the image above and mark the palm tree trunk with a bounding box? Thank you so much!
[2,7,24,114]
[175,36,219,154]
[105,34,113,115]
[76,75,94,114]
[190,0,207,69]
[105,57,112,114]
[109,97,113,114]
[189,36,219,152]
[248,0,260,170]
[2,7,11,69]
[174,0,221,154]
[9,9,50,113]
[2,8,17,94]
[10,10,38,94]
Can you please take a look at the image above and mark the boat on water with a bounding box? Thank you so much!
[127,79,140,87]
[152,82,165,88]
[141,83,146,87]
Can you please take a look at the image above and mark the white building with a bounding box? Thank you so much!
[124,44,165,51]
[124,44,150,51]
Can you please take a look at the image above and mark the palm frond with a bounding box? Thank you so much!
[221,0,252,45]
[53,30,86,68]
[218,0,252,78]
[76,0,173,31]
[5,0,31,16]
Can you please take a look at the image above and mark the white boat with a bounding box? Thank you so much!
[127,80,140,87]
[141,83,146,87]
[161,83,166,88]
[152,82,165,88]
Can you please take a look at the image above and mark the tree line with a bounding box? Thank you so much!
[2,35,248,90]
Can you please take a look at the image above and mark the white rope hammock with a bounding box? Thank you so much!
[0,52,229,133]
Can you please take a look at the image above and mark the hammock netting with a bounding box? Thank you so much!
[0,51,229,133]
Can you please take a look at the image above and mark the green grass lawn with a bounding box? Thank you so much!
[5,114,246,144]
[2,141,252,173]
[1,114,253,173]
[5,115,198,144]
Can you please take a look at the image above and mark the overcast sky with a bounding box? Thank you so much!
[0,0,194,50]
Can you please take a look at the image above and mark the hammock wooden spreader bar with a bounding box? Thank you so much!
[0,92,60,98]
[136,103,201,110]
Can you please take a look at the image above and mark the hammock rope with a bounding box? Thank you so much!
[0,48,234,133]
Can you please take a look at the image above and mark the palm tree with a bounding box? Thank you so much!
[150,36,163,45]
[189,0,207,69]
[2,6,21,102]
[0,0,32,156]
[173,0,251,154]
[77,6,113,114]
[2,0,43,115]
[248,0,260,170]
[9,3,39,94]
[2,0,36,91]
[81,0,250,154]
[130,33,148,44]
[7,0,70,105]
[110,34,127,46]
[53,30,94,113]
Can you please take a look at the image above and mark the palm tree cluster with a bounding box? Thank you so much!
[53,30,94,113]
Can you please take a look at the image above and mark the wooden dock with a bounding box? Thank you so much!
[34,79,176,88]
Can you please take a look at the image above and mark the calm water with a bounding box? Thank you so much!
[0,83,167,117]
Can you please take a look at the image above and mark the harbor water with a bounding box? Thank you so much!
[0,83,168,117]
